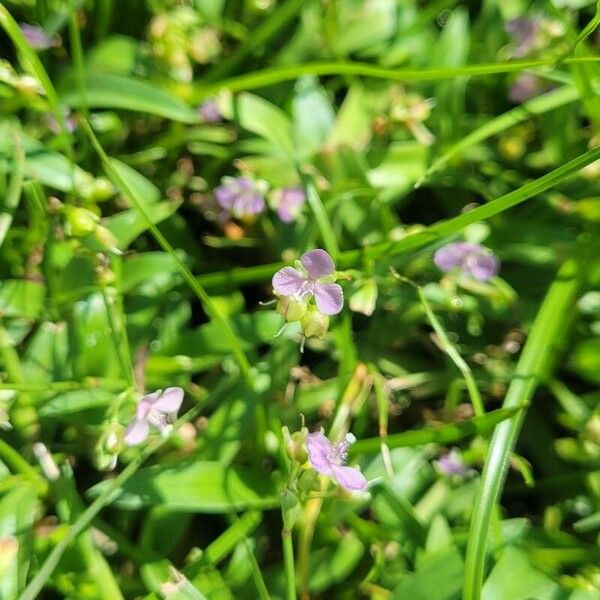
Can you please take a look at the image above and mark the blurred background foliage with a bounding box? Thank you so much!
[1,0,600,599]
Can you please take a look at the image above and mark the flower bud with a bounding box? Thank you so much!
[277,296,308,322]
[93,226,121,254]
[297,468,320,493]
[282,425,308,464]
[301,308,329,338]
[95,423,124,471]
[65,206,99,237]
[92,178,114,201]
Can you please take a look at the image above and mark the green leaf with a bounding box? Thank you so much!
[350,407,519,455]
[220,92,294,155]
[0,280,45,320]
[88,461,279,512]
[391,546,463,600]
[482,547,560,600]
[39,389,115,417]
[61,73,199,123]
[0,485,38,600]
[106,200,181,249]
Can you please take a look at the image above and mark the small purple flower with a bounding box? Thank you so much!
[434,242,499,282]
[214,176,266,219]
[276,187,306,223]
[435,449,469,477]
[272,249,343,316]
[44,108,77,134]
[124,387,184,446]
[505,18,540,58]
[198,99,222,123]
[307,431,367,491]
[19,23,56,51]
[508,73,544,103]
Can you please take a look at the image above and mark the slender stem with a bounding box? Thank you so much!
[193,55,600,101]
[303,179,340,260]
[0,437,40,481]
[18,377,237,600]
[281,500,297,600]
[416,286,484,416]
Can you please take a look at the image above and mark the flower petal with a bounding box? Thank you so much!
[466,252,499,281]
[433,242,474,272]
[136,392,160,419]
[307,431,334,476]
[331,465,368,491]
[272,267,305,296]
[152,387,184,414]
[301,249,335,279]
[314,283,344,316]
[124,419,150,446]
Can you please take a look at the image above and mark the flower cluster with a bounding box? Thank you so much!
[272,249,343,339]
[148,6,221,82]
[214,175,306,223]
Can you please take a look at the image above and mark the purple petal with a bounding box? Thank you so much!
[331,465,368,491]
[301,249,335,279]
[466,252,500,281]
[272,267,305,296]
[434,242,476,272]
[277,187,306,223]
[314,282,344,316]
[198,99,221,123]
[152,387,184,414]
[508,73,542,103]
[124,419,150,446]
[20,23,55,50]
[307,432,334,476]
[136,392,160,420]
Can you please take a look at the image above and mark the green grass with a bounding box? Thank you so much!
[1,1,600,599]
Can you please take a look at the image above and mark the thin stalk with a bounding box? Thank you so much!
[0,437,41,482]
[0,130,24,248]
[193,55,600,101]
[281,501,297,600]
[18,377,237,600]
[303,179,340,260]
[416,286,485,416]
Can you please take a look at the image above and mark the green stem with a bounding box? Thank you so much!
[281,500,297,600]
[304,179,340,260]
[416,286,484,416]
[193,55,600,101]
[0,130,24,249]
[18,377,237,600]
[463,258,581,600]
[0,437,40,482]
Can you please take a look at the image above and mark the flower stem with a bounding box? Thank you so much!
[281,501,297,600]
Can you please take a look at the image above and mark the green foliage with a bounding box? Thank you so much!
[1,1,600,599]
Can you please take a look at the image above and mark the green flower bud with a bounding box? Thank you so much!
[91,178,114,202]
[301,308,329,338]
[65,206,99,237]
[297,468,320,493]
[277,296,308,322]
[282,425,308,464]
[93,226,121,254]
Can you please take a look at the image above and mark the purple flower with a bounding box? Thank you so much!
[276,187,306,223]
[124,387,184,446]
[19,23,56,51]
[214,176,266,219]
[435,449,469,477]
[505,18,540,58]
[508,73,544,103]
[434,242,499,282]
[44,108,77,134]
[272,249,343,316]
[307,431,367,491]
[198,99,222,123]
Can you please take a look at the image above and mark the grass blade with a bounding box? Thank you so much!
[463,258,581,600]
